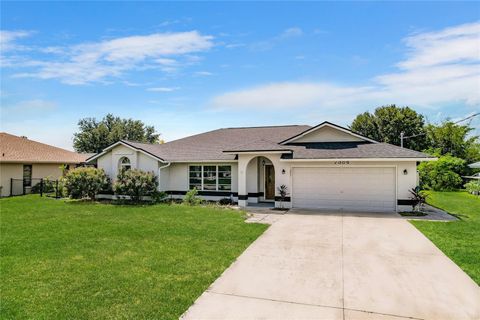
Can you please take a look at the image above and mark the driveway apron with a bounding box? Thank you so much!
[182,210,480,320]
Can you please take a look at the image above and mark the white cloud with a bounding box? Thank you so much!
[280,27,303,38]
[147,87,179,92]
[155,57,177,66]
[399,22,480,69]
[225,43,246,49]
[251,27,304,51]
[213,22,480,110]
[0,30,32,51]
[3,31,214,84]
[194,71,213,76]
[213,82,375,109]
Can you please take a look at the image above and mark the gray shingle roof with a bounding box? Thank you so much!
[119,124,431,162]
[124,125,310,161]
[224,139,294,153]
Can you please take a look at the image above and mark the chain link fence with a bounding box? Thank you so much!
[10,178,62,198]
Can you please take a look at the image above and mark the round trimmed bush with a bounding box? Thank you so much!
[63,167,110,200]
[113,169,158,202]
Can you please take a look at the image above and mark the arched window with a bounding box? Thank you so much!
[119,157,131,171]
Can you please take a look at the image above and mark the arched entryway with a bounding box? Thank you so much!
[259,156,275,202]
[239,155,276,206]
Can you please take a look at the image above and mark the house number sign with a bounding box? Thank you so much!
[334,161,350,165]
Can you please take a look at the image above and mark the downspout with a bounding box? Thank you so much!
[158,162,171,191]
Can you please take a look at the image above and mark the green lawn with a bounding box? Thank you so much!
[0,195,267,319]
[411,191,480,285]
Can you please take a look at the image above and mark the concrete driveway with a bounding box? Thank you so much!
[182,210,480,320]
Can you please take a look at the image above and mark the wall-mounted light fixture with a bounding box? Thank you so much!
[403,169,408,175]
[262,159,266,166]
[282,169,286,174]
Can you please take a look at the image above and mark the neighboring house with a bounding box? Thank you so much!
[87,122,435,212]
[0,132,89,197]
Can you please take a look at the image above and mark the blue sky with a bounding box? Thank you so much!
[1,2,479,150]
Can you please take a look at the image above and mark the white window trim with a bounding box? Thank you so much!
[189,165,231,191]
[119,157,131,171]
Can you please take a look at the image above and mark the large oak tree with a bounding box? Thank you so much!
[73,114,161,153]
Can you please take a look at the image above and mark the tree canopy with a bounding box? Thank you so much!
[424,121,480,164]
[350,105,426,151]
[73,114,161,153]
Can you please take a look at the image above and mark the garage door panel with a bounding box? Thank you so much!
[292,167,395,212]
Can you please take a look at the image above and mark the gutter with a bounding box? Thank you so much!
[279,157,438,162]
[159,161,171,172]
[158,162,171,190]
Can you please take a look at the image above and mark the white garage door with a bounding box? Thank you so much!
[292,167,396,212]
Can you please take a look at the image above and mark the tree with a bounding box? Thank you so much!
[424,121,480,164]
[349,112,380,141]
[350,105,426,151]
[73,114,161,153]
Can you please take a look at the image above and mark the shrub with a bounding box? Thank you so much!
[63,167,110,200]
[465,181,480,195]
[183,188,203,206]
[31,177,56,194]
[408,187,427,212]
[277,184,289,209]
[151,191,169,203]
[113,169,158,202]
[418,155,466,191]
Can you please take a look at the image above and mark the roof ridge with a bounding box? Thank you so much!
[122,139,154,145]
[220,124,308,130]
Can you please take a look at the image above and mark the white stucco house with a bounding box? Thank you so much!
[87,122,435,212]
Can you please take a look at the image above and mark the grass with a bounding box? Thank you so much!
[0,195,268,319]
[410,191,480,285]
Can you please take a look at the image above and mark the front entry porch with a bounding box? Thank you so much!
[236,154,291,209]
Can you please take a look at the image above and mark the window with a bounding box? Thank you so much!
[218,165,232,191]
[189,165,202,190]
[189,165,231,191]
[203,166,216,190]
[119,157,131,171]
[23,165,32,187]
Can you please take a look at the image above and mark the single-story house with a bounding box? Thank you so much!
[0,132,90,197]
[87,122,435,212]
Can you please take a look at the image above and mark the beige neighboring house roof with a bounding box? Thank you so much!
[0,132,90,164]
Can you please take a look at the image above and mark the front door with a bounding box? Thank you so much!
[264,165,275,200]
